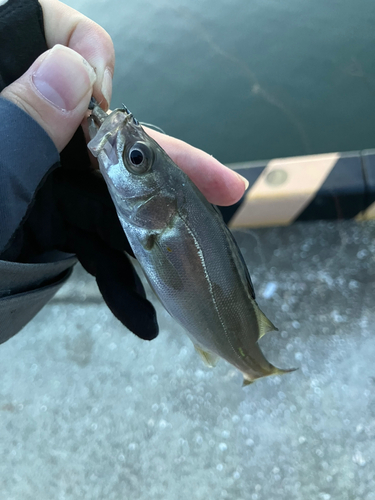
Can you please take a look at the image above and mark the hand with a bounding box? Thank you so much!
[1,0,247,205]
[0,0,247,341]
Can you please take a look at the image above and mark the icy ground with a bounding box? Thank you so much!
[1,221,375,500]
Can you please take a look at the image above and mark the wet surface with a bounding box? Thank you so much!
[1,221,375,499]
[64,0,375,163]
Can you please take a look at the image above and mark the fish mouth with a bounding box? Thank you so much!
[88,97,139,140]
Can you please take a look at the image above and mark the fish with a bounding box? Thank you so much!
[87,99,295,385]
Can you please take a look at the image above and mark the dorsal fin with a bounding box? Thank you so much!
[210,204,256,299]
[257,308,278,339]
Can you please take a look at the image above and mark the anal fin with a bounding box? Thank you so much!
[194,345,219,368]
[242,378,254,387]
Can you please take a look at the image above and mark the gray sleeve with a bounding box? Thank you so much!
[0,97,60,254]
[0,255,77,344]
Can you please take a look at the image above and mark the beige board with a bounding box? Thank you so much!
[230,153,340,228]
[356,202,375,221]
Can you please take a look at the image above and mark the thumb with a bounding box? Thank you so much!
[1,44,96,152]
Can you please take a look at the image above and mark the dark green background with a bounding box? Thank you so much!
[65,0,375,164]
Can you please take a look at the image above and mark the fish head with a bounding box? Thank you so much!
[88,105,185,230]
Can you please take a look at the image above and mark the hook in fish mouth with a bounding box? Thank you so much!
[88,96,98,110]
[122,103,131,114]
[87,97,140,142]
[89,96,109,128]
[88,97,165,141]
[121,103,140,125]
[88,97,142,132]
[88,97,133,125]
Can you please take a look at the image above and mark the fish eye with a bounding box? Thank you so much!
[125,141,154,174]
[130,149,144,165]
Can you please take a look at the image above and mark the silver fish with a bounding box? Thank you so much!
[87,101,295,385]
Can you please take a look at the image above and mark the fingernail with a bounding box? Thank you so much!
[32,44,96,111]
[236,173,249,190]
[101,68,113,108]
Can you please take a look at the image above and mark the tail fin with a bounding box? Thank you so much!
[242,365,297,387]
[273,366,298,376]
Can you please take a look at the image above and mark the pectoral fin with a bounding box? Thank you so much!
[194,345,219,368]
[140,234,183,290]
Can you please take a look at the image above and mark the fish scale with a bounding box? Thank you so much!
[87,98,295,385]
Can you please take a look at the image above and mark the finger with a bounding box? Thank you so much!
[144,128,249,206]
[82,116,248,205]
[1,45,96,152]
[39,0,114,109]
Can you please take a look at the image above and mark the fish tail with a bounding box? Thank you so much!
[275,366,298,375]
[242,365,297,387]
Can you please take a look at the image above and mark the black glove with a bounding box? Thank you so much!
[0,0,158,340]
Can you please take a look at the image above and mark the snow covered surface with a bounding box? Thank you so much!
[1,221,375,499]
